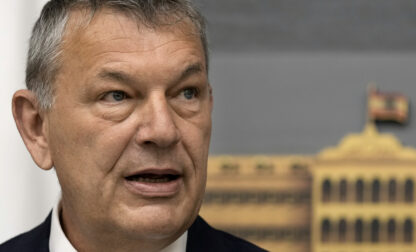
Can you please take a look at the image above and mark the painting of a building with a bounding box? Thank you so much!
[200,123,416,252]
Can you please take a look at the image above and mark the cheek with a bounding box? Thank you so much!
[181,115,211,177]
[48,113,137,185]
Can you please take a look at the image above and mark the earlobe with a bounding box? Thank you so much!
[12,90,53,170]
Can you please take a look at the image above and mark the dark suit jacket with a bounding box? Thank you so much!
[0,213,267,252]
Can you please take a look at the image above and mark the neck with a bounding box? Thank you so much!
[59,204,179,252]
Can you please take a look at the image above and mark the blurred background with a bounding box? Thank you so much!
[2,0,416,251]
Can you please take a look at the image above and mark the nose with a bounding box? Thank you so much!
[135,93,181,148]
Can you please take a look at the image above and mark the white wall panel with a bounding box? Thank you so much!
[0,0,60,243]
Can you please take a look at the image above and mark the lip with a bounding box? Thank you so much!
[124,168,181,178]
[124,168,183,197]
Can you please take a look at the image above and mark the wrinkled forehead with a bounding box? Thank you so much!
[62,6,201,48]
[53,7,207,93]
[57,7,206,72]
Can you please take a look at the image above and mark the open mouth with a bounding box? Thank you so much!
[124,169,182,196]
[125,173,180,183]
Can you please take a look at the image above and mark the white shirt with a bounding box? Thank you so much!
[49,198,188,252]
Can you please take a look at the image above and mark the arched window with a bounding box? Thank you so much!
[339,219,347,242]
[356,179,364,203]
[387,219,396,242]
[405,179,414,203]
[355,219,363,242]
[322,179,331,202]
[372,179,380,203]
[404,219,413,243]
[339,179,347,202]
[321,219,331,242]
[388,179,397,202]
[371,219,380,242]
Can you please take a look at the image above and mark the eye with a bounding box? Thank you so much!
[181,87,198,100]
[102,91,127,102]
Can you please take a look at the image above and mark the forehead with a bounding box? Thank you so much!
[60,8,204,63]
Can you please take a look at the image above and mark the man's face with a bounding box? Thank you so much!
[44,9,212,243]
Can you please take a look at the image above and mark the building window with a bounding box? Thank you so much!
[388,179,397,202]
[321,219,331,242]
[221,163,239,174]
[339,219,347,242]
[322,179,331,202]
[405,179,414,203]
[256,163,274,174]
[404,219,413,243]
[356,180,364,203]
[371,219,380,242]
[372,179,380,203]
[339,179,347,202]
[387,219,396,242]
[355,219,363,242]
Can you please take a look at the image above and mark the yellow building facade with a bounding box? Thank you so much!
[200,124,416,252]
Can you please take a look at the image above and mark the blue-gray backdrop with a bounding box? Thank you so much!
[194,0,416,154]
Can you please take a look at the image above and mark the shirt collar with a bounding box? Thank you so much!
[49,197,188,252]
[49,198,77,252]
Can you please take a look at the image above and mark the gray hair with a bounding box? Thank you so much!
[26,0,208,110]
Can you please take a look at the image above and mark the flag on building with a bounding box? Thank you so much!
[368,87,409,124]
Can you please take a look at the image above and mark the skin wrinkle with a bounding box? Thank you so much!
[76,43,203,84]
[92,107,141,181]
[68,9,200,61]
[65,23,204,78]
[73,40,201,69]
[96,62,204,95]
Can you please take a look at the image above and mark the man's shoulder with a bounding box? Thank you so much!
[187,216,268,252]
[0,213,51,252]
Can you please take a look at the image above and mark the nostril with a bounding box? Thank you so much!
[135,124,181,148]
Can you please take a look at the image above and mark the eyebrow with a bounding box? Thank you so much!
[98,70,136,86]
[97,63,205,86]
[177,63,204,83]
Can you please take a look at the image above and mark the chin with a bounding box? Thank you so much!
[115,203,197,240]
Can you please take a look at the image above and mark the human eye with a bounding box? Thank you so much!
[101,90,128,103]
[180,87,199,100]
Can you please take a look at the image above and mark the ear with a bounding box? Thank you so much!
[12,90,53,170]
